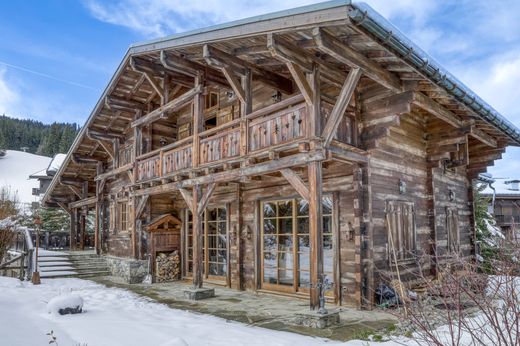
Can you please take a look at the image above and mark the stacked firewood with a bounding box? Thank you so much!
[155,250,181,282]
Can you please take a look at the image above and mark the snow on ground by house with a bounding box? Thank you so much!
[0,150,51,204]
[0,276,376,346]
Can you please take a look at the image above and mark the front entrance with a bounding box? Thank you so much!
[260,196,334,294]
[184,206,229,283]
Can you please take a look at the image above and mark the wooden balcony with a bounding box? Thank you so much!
[134,96,357,183]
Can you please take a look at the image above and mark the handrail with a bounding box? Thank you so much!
[199,118,242,138]
[136,136,193,161]
[245,93,305,121]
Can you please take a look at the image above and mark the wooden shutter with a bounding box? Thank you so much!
[446,207,459,253]
[386,201,416,261]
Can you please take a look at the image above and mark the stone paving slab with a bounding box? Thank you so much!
[91,276,397,341]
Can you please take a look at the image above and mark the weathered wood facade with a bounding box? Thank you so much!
[43,1,520,309]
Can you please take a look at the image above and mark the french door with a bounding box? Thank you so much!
[260,196,334,293]
[185,206,228,281]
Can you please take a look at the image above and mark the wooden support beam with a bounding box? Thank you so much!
[66,186,81,198]
[56,202,72,215]
[87,129,124,142]
[130,57,165,104]
[178,188,194,213]
[308,160,323,310]
[197,183,216,215]
[135,195,149,219]
[131,84,203,128]
[69,196,97,209]
[281,169,309,201]
[312,27,401,92]
[133,150,326,197]
[203,44,293,94]
[267,33,344,88]
[221,66,246,103]
[72,154,101,165]
[328,140,369,163]
[160,51,228,87]
[412,92,463,128]
[286,62,312,105]
[469,126,497,148]
[192,185,203,288]
[60,177,85,187]
[94,163,133,181]
[105,96,147,114]
[322,68,362,147]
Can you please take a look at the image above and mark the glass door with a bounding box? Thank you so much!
[261,196,334,294]
[185,206,228,281]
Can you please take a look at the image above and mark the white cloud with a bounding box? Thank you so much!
[453,51,520,125]
[83,0,320,38]
[0,67,89,123]
[0,67,21,115]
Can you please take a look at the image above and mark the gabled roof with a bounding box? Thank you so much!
[43,0,520,205]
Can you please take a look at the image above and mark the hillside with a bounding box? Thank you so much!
[0,115,79,157]
[0,150,51,204]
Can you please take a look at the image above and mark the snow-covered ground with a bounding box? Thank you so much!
[0,150,51,204]
[0,276,386,346]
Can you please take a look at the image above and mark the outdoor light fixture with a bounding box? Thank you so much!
[226,90,235,100]
[271,91,282,103]
[449,189,455,202]
[398,179,406,194]
[159,137,168,146]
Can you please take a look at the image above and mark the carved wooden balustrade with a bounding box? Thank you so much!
[134,96,357,182]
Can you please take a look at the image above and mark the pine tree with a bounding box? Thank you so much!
[474,182,503,273]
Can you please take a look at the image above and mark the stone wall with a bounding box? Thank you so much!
[105,256,148,284]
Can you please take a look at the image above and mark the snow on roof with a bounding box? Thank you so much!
[47,153,66,175]
[0,150,51,204]
[482,178,520,196]
[29,168,49,179]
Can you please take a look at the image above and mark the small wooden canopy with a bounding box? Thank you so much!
[145,214,181,232]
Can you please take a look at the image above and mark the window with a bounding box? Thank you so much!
[119,202,128,232]
[261,196,334,292]
[185,206,228,278]
[446,207,459,253]
[205,91,219,110]
[386,201,416,261]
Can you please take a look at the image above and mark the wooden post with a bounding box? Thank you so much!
[308,63,321,138]
[240,69,252,156]
[95,161,103,255]
[308,160,323,310]
[69,209,76,251]
[80,209,86,250]
[192,74,204,169]
[192,185,203,288]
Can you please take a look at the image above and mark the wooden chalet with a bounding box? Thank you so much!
[43,1,520,309]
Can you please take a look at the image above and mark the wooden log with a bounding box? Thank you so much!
[192,185,203,288]
[308,160,323,310]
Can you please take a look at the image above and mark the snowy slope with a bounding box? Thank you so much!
[0,150,51,204]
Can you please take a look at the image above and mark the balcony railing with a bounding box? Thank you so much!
[134,94,358,183]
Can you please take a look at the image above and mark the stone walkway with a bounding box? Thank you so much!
[91,276,397,341]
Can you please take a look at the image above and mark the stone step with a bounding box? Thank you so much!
[39,266,76,272]
[38,257,70,262]
[40,270,78,278]
[37,261,73,266]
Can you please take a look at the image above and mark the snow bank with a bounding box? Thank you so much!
[47,294,83,315]
[0,150,51,204]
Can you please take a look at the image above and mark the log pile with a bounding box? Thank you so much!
[155,250,181,282]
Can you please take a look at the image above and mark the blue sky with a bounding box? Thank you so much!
[1,0,520,178]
